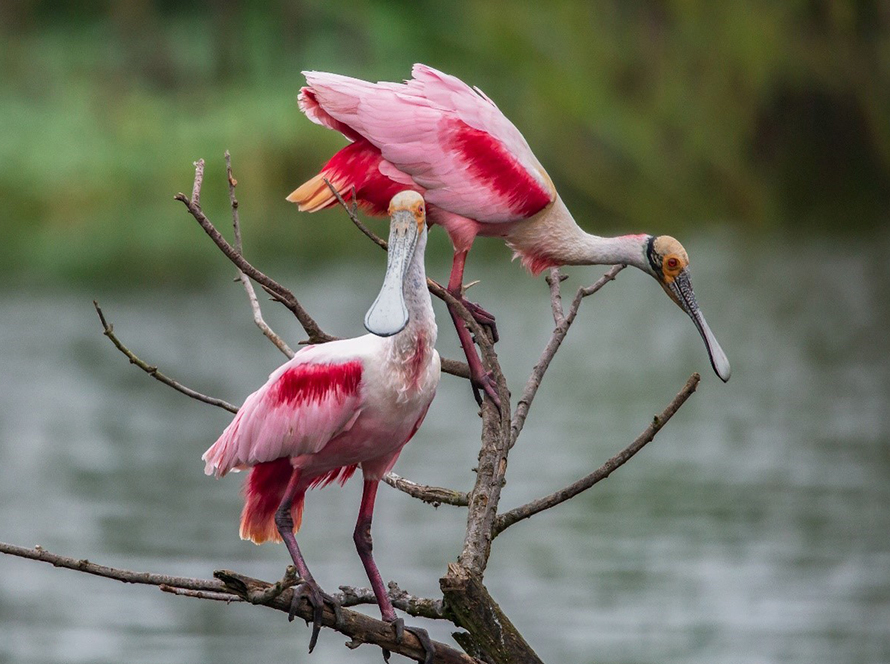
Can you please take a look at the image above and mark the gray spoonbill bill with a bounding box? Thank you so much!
[203,191,440,659]
[287,64,731,403]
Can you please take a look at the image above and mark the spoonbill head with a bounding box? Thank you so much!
[643,235,731,382]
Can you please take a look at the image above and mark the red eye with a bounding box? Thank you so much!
[667,257,679,269]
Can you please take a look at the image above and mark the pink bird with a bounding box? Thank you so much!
[204,192,439,659]
[287,64,730,403]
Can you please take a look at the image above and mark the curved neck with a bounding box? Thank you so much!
[394,230,437,347]
[507,196,651,274]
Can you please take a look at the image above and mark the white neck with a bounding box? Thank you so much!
[390,230,437,352]
[507,197,651,274]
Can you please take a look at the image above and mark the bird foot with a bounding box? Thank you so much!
[382,618,435,664]
[450,289,499,344]
[470,369,501,411]
[289,580,343,653]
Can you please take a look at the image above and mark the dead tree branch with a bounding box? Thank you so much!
[214,569,474,664]
[511,265,626,446]
[383,473,470,508]
[0,542,469,664]
[93,300,238,414]
[338,581,446,620]
[227,152,294,358]
[0,541,231,593]
[441,564,544,664]
[175,159,334,345]
[494,372,701,536]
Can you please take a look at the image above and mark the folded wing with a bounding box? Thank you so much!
[299,64,554,224]
[203,353,364,477]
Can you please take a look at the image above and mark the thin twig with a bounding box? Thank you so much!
[494,372,700,536]
[93,301,238,414]
[324,178,388,250]
[0,542,232,593]
[226,151,294,359]
[191,159,204,208]
[510,265,625,445]
[383,473,469,507]
[160,585,244,602]
[335,581,446,620]
[545,268,567,326]
[246,565,299,604]
[176,160,333,345]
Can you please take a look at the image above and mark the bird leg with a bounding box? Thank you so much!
[447,250,501,408]
[447,306,501,408]
[447,250,499,342]
[275,469,342,653]
[354,480,436,664]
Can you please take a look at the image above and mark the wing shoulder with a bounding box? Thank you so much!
[202,347,367,476]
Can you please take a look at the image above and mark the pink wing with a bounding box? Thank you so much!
[203,350,364,477]
[300,64,554,223]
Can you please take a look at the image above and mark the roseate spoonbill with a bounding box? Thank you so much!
[204,191,440,659]
[287,64,731,401]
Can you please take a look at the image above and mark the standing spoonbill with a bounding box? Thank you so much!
[203,191,440,659]
[287,64,731,403]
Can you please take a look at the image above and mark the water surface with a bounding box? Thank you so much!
[1,230,888,663]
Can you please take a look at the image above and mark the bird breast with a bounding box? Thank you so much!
[383,327,440,404]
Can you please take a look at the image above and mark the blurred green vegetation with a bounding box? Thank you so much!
[1,0,888,284]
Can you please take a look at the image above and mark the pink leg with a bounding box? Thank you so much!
[275,468,340,652]
[447,251,498,336]
[353,479,435,664]
[353,479,396,621]
[447,250,501,408]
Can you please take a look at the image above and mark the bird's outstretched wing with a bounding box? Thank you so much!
[299,64,555,223]
[203,351,364,477]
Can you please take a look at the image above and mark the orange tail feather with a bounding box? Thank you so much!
[286,173,343,212]
[239,459,305,544]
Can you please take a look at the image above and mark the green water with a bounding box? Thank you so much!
[1,229,888,663]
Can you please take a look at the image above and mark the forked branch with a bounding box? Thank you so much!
[175,159,333,345]
[494,373,701,536]
[226,151,294,358]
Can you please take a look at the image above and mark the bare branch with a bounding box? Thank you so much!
[336,581,446,620]
[0,541,232,593]
[383,473,469,507]
[0,542,473,664]
[160,585,244,602]
[494,372,701,536]
[545,268,567,326]
[93,301,238,414]
[215,570,476,663]
[324,178,388,250]
[246,565,299,604]
[191,158,204,208]
[176,159,333,345]
[225,152,295,358]
[441,564,544,664]
[511,265,625,445]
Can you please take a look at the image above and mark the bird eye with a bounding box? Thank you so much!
[667,257,678,269]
